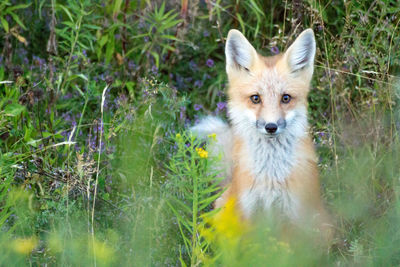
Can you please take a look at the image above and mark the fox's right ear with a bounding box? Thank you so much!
[225,29,258,76]
[284,29,316,74]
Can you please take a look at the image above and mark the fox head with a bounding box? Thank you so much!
[225,29,316,139]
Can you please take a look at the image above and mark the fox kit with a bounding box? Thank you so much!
[192,29,332,240]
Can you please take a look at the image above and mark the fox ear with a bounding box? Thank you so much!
[284,29,316,74]
[225,29,258,74]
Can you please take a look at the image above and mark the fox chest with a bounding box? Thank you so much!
[239,181,298,219]
[238,136,299,218]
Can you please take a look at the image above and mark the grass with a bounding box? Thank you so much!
[0,0,399,265]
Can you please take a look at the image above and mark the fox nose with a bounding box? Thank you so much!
[265,123,278,133]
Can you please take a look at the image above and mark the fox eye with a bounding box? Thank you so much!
[250,95,261,104]
[281,94,291,104]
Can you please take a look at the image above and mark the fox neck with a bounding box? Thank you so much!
[246,131,299,182]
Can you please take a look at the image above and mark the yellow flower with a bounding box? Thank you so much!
[91,238,115,264]
[195,147,208,158]
[11,237,37,255]
[201,197,247,245]
[175,133,181,139]
[47,234,63,254]
[213,197,246,239]
[208,133,217,141]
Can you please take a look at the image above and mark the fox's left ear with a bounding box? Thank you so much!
[284,29,316,74]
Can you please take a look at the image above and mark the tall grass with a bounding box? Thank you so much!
[0,0,399,265]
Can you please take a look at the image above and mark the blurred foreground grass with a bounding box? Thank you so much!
[0,0,400,265]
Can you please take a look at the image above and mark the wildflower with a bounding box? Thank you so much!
[206,58,214,68]
[270,46,280,55]
[151,65,158,75]
[11,237,38,255]
[217,102,227,110]
[128,60,137,71]
[179,106,186,120]
[91,238,115,263]
[194,104,203,111]
[195,147,208,158]
[201,197,247,245]
[217,91,225,97]
[213,198,245,238]
[194,80,203,88]
[208,133,217,141]
[189,60,198,71]
[175,133,181,139]
[203,30,210,37]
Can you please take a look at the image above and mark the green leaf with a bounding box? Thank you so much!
[57,4,74,22]
[4,103,25,117]
[6,3,31,12]
[99,34,108,47]
[161,34,179,41]
[150,52,159,68]
[8,11,26,30]
[42,132,52,138]
[105,32,115,64]
[113,0,123,17]
[0,16,9,32]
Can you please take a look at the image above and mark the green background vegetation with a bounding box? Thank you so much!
[0,0,400,265]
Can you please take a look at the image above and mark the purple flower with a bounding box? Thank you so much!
[116,94,127,107]
[82,50,87,57]
[138,21,145,29]
[206,58,214,68]
[63,93,73,100]
[126,113,133,122]
[217,102,227,110]
[203,30,210,37]
[194,80,203,88]
[179,106,186,120]
[270,46,279,55]
[217,91,225,97]
[194,104,203,111]
[144,36,149,42]
[151,65,158,75]
[189,60,198,71]
[128,60,136,71]
[33,55,46,69]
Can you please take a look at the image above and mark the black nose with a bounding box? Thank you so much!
[265,123,278,133]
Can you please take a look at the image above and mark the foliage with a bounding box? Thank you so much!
[167,132,223,265]
[0,0,399,266]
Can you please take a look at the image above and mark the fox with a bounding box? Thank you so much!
[191,28,333,241]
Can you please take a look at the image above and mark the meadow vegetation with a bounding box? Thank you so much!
[0,0,400,265]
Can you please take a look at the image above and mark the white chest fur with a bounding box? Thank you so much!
[238,133,301,219]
